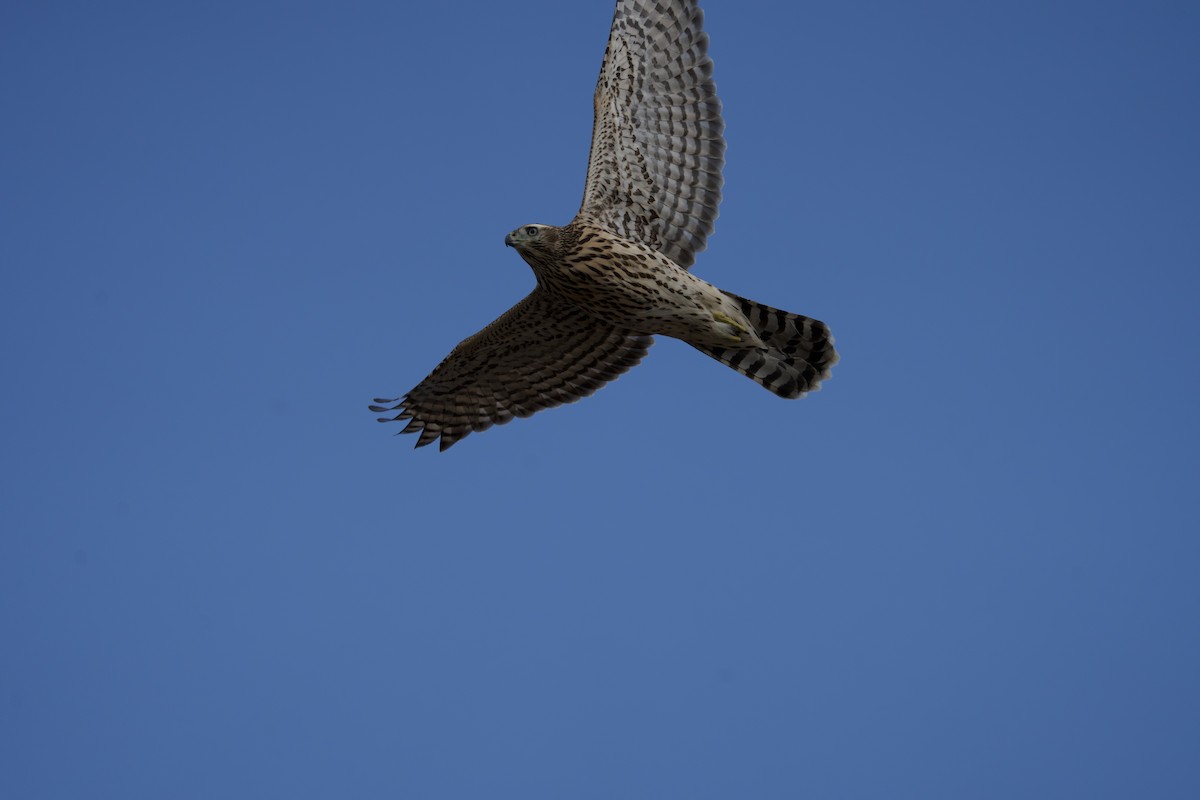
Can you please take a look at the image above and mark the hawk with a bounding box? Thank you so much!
[372,0,838,450]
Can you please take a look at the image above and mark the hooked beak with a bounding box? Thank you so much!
[504,232,515,247]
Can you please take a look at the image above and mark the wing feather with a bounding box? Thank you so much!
[576,0,725,269]
[371,289,652,451]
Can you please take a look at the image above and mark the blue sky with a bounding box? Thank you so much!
[2,1,1198,797]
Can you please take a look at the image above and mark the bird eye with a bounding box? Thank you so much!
[525,226,538,236]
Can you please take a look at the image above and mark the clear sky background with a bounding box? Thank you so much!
[3,1,1198,797]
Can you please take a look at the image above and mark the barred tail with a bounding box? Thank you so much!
[692,291,838,399]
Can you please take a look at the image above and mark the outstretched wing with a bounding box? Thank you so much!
[371,289,653,451]
[576,0,725,269]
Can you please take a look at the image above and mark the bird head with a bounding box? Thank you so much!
[504,224,556,251]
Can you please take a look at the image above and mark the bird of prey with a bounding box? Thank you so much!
[372,0,837,450]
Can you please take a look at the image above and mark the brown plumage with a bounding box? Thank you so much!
[372,0,837,451]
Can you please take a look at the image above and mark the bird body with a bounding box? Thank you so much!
[507,221,762,350]
[372,0,838,450]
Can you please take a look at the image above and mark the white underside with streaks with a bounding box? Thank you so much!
[530,223,765,349]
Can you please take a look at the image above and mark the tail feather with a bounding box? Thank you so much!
[692,291,838,398]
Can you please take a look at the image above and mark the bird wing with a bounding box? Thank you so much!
[576,0,725,269]
[371,288,652,451]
